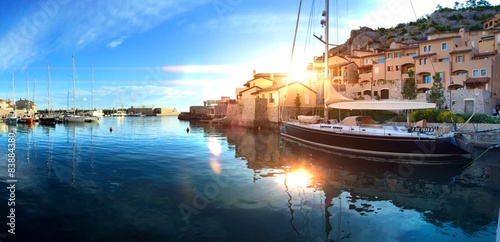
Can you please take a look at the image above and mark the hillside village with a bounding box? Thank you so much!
[208,5,500,127]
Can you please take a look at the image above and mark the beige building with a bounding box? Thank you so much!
[236,71,287,101]
[306,27,500,114]
[252,81,317,122]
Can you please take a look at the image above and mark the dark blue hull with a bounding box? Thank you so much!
[280,122,471,161]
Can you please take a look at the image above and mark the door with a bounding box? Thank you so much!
[464,100,474,114]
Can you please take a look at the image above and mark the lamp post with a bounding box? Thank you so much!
[449,80,454,111]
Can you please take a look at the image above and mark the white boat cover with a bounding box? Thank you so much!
[328,100,436,110]
[297,115,320,123]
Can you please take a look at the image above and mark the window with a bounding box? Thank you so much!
[439,58,449,62]
[424,58,428,64]
[395,65,400,71]
[387,53,392,59]
[419,59,423,65]
[424,75,431,84]
[387,66,392,72]
[473,70,479,77]
[305,94,310,105]
[457,72,467,76]
[423,46,427,52]
[378,57,385,63]
[365,59,369,64]
[428,45,432,51]
[438,72,443,82]
[407,53,416,57]
[457,55,463,62]
[269,93,274,103]
[481,69,487,76]
[395,52,401,58]
[442,43,447,50]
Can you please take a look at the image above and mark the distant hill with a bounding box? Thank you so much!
[329,3,500,55]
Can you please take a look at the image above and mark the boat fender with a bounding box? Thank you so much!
[186,127,190,133]
[109,127,113,132]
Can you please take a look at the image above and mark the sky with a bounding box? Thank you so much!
[1,0,500,112]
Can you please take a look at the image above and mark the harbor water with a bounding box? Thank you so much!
[1,116,499,242]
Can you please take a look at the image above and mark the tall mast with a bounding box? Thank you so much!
[72,54,76,112]
[33,75,36,106]
[26,71,30,102]
[323,0,329,120]
[91,64,94,111]
[47,64,51,112]
[11,71,15,112]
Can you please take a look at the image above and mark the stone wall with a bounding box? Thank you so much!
[445,89,499,114]
[224,99,269,127]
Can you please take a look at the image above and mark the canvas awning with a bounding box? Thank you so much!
[328,100,436,110]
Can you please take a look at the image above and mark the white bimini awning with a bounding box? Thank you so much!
[328,100,436,110]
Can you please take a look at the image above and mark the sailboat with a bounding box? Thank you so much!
[5,71,18,125]
[63,54,86,123]
[40,64,57,125]
[84,65,102,123]
[19,71,34,124]
[279,0,471,161]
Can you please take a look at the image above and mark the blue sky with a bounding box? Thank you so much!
[1,0,499,111]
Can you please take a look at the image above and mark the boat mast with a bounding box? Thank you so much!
[11,71,15,113]
[72,54,76,113]
[323,0,329,121]
[91,64,94,111]
[47,64,51,114]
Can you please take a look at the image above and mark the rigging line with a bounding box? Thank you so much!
[281,0,303,121]
[409,0,418,20]
[303,0,316,57]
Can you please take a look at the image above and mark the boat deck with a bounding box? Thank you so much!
[289,121,451,138]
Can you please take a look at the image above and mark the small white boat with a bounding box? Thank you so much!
[126,112,144,117]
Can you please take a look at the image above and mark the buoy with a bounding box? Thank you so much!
[186,127,190,133]
[109,127,113,132]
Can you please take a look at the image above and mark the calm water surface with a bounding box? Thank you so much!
[0,116,499,242]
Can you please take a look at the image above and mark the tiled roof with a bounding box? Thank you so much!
[474,50,498,58]
[251,81,316,95]
[412,53,436,58]
[449,49,472,55]
[464,77,490,84]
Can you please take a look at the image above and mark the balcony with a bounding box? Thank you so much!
[449,75,467,87]
[359,73,372,82]
[416,79,432,90]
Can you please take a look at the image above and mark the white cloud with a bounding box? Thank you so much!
[107,37,126,48]
[0,0,213,70]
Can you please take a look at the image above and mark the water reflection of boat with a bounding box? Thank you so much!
[228,123,499,241]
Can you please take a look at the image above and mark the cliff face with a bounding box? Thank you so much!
[329,5,500,55]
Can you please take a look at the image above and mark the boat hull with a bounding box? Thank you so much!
[19,117,34,123]
[64,116,86,123]
[39,117,56,125]
[280,122,470,161]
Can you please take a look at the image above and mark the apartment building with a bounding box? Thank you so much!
[308,27,500,114]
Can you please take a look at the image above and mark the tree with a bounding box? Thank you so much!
[477,0,491,6]
[427,72,446,108]
[401,69,417,100]
[466,0,477,7]
[454,1,460,9]
[294,94,301,116]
